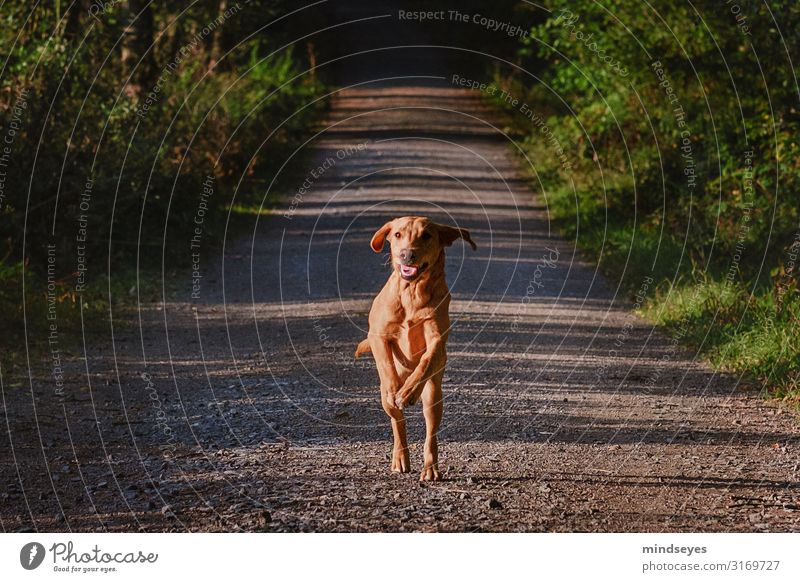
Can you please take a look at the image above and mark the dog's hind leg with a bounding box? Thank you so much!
[420,372,444,481]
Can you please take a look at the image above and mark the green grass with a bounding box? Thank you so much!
[507,114,800,406]
[227,202,275,216]
[0,262,167,373]
[643,278,800,400]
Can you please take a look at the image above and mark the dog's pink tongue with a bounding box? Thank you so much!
[400,264,418,277]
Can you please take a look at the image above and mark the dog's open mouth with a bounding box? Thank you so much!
[399,263,427,280]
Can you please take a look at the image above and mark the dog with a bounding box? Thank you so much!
[355,216,476,481]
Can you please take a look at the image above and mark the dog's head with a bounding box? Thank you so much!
[369,216,477,281]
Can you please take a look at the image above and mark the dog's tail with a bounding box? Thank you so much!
[354,338,371,358]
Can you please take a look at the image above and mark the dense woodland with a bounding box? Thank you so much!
[0,1,327,268]
[498,1,799,396]
[0,1,329,348]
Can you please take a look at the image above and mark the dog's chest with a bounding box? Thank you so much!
[372,276,450,330]
[398,284,430,314]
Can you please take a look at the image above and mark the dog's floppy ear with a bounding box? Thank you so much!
[434,223,477,250]
[370,221,393,253]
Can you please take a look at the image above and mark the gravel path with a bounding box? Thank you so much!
[2,80,798,533]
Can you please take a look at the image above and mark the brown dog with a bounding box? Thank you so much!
[355,216,476,481]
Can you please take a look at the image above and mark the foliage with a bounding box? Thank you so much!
[500,0,800,399]
[0,1,326,362]
[1,1,324,267]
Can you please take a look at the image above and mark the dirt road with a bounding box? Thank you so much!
[2,80,799,532]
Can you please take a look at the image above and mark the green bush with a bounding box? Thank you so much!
[499,0,800,400]
[0,2,326,364]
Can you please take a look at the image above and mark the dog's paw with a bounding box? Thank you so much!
[394,386,421,410]
[419,464,440,481]
[391,447,410,473]
[393,392,406,410]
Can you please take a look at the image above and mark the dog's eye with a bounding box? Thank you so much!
[421,231,432,241]
[394,232,401,238]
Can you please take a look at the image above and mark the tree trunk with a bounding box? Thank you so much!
[123,0,157,99]
[207,0,227,70]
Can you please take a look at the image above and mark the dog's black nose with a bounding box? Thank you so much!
[399,249,416,264]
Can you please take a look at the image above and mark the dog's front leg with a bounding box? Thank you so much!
[394,321,446,410]
[370,334,410,473]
